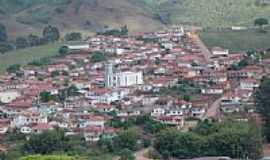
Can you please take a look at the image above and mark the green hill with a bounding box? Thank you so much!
[1,0,270,38]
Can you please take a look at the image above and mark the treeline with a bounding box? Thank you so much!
[0,117,263,160]
[97,25,128,36]
[154,120,262,159]
[0,23,83,54]
[0,24,60,53]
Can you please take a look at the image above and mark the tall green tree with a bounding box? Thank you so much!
[22,129,71,154]
[154,120,262,159]
[255,76,270,142]
[113,127,142,151]
[90,51,106,63]
[0,42,13,53]
[28,34,40,47]
[254,18,269,32]
[43,25,60,42]
[0,23,7,42]
[7,64,20,73]
[16,37,29,49]
[65,32,82,41]
[119,149,135,160]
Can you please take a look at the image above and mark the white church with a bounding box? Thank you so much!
[104,63,143,88]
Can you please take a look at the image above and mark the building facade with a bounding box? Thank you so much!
[105,63,143,88]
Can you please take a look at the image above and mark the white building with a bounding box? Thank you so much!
[0,90,21,103]
[63,44,90,50]
[105,63,143,88]
[212,47,229,56]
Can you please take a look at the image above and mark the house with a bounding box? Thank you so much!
[20,126,32,134]
[95,103,114,113]
[201,86,224,95]
[156,115,184,128]
[47,64,69,73]
[151,108,165,117]
[0,123,9,134]
[4,98,34,116]
[221,92,241,106]
[11,112,47,128]
[101,127,119,139]
[62,44,90,51]
[84,126,118,142]
[166,108,184,116]
[78,115,105,128]
[0,119,9,134]
[240,78,259,90]
[212,47,229,56]
[191,106,206,118]
[221,104,241,113]
[32,123,53,134]
[85,88,126,104]
[84,126,103,142]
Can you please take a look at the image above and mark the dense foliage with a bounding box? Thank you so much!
[23,129,72,154]
[19,155,79,160]
[43,25,60,43]
[65,32,82,41]
[154,120,262,159]
[7,64,21,73]
[254,18,269,32]
[98,26,128,36]
[90,51,107,63]
[255,76,270,142]
[0,23,7,42]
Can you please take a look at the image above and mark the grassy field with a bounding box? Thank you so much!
[0,43,60,73]
[200,28,270,51]
[158,0,270,27]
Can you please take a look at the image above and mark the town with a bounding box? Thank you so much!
[0,25,269,159]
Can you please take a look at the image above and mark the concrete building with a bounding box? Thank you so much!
[104,63,143,88]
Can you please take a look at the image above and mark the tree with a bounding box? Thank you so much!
[154,120,262,159]
[16,37,29,49]
[113,127,142,151]
[28,34,40,47]
[67,85,79,97]
[43,25,60,42]
[59,46,69,55]
[154,129,203,159]
[0,23,7,42]
[119,149,135,160]
[254,18,269,32]
[90,51,106,63]
[0,42,13,53]
[19,155,78,160]
[65,32,82,41]
[255,76,270,142]
[7,64,20,73]
[39,91,55,103]
[120,25,128,35]
[22,129,71,154]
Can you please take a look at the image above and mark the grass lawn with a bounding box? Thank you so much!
[200,28,270,52]
[0,43,60,73]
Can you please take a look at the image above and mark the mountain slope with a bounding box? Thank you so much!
[1,0,270,38]
[0,0,164,39]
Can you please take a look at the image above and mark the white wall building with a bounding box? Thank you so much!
[0,90,21,103]
[105,63,143,88]
[212,47,229,56]
[63,44,90,50]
